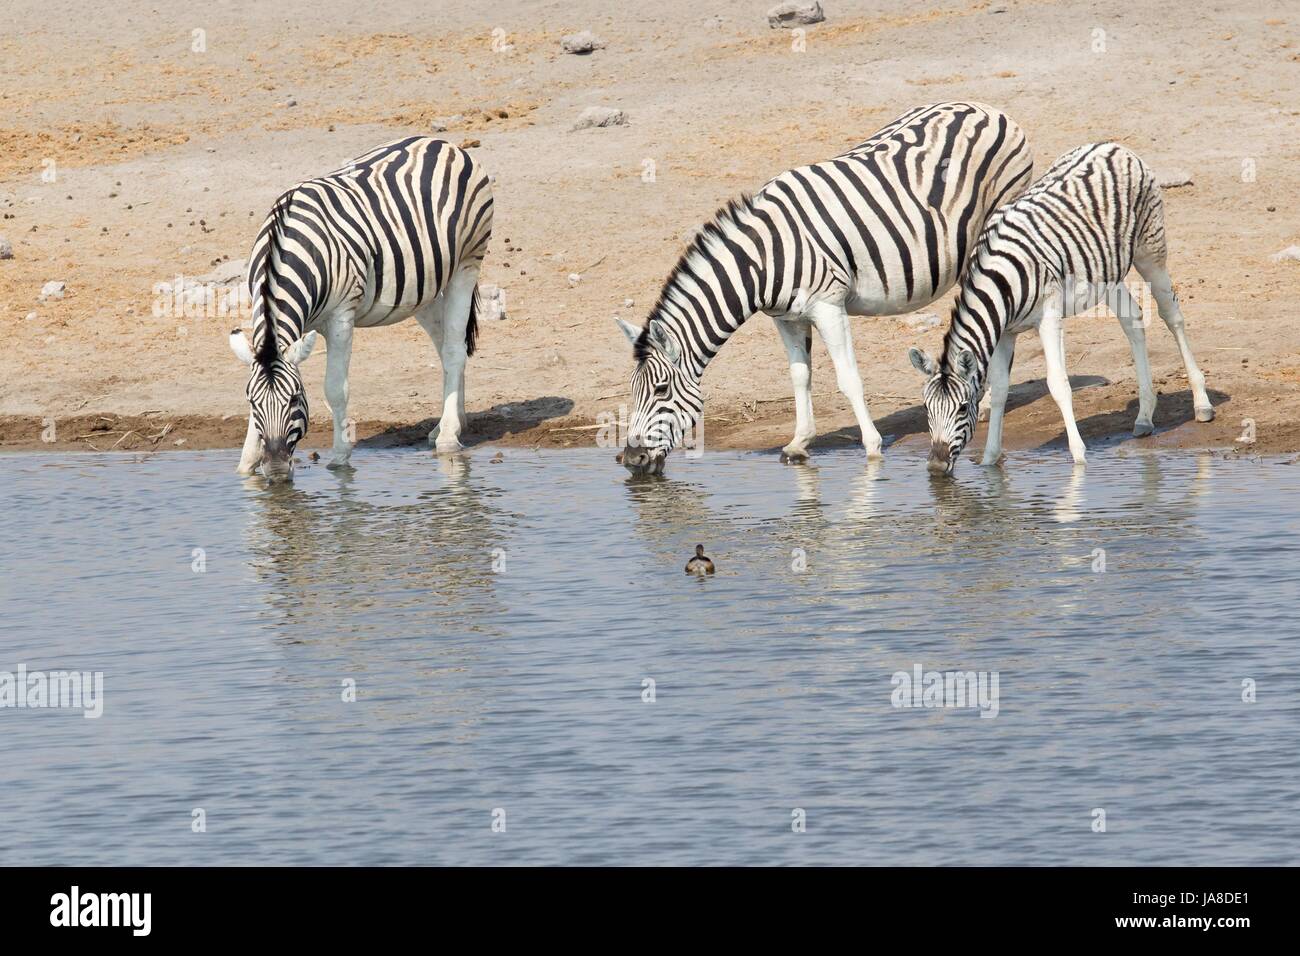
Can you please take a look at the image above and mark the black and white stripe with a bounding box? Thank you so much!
[618,101,1034,474]
[230,136,493,478]
[910,142,1214,474]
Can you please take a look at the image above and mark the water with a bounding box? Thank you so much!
[2,447,1298,866]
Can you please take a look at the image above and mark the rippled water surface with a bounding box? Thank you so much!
[2,447,1298,865]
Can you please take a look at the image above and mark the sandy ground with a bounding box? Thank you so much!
[2,0,1298,463]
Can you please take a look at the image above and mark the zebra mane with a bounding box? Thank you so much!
[253,192,295,365]
[635,194,758,363]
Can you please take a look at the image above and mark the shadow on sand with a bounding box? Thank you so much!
[358,396,575,449]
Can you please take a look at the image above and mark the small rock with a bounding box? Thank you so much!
[904,312,941,331]
[38,280,66,301]
[561,31,606,54]
[460,138,481,149]
[173,438,187,446]
[1157,170,1193,189]
[767,1,825,28]
[1270,245,1300,263]
[198,258,247,286]
[24,311,37,321]
[624,298,635,308]
[571,106,627,131]
[568,273,582,285]
[479,284,508,321]
[0,235,12,259]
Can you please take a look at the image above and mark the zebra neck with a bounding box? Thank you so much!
[941,297,1004,389]
[652,235,768,378]
[252,293,315,361]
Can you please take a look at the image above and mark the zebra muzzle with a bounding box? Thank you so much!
[622,445,666,476]
[927,442,954,476]
[262,439,295,480]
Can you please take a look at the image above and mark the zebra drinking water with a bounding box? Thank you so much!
[909,142,1215,476]
[229,136,493,480]
[616,102,1034,476]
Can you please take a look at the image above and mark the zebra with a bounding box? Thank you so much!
[909,142,1214,476]
[228,136,493,480]
[616,102,1034,476]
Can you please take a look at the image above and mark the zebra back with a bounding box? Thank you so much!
[247,137,493,362]
[636,102,1033,379]
[942,142,1162,372]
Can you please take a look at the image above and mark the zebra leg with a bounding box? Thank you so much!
[236,411,262,475]
[1108,283,1157,436]
[1134,258,1214,422]
[773,317,816,461]
[1038,294,1087,466]
[810,303,884,460]
[322,314,355,468]
[432,266,478,453]
[414,295,448,445]
[980,334,1016,466]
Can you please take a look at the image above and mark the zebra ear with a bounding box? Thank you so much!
[955,349,977,381]
[615,317,641,346]
[283,331,319,365]
[908,347,937,377]
[648,320,681,366]
[229,329,255,366]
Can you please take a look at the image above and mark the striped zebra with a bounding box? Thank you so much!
[909,142,1214,475]
[228,136,493,480]
[616,102,1033,475]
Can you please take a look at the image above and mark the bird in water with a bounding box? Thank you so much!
[684,544,715,576]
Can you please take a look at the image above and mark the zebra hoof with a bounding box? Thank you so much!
[780,446,809,464]
[326,458,353,470]
[1195,405,1215,423]
[1132,420,1154,437]
[434,440,464,454]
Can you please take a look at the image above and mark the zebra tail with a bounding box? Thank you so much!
[465,284,480,357]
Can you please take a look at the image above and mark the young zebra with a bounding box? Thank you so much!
[909,142,1214,475]
[229,136,492,480]
[616,102,1034,475]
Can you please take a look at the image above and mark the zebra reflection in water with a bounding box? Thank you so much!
[240,455,510,635]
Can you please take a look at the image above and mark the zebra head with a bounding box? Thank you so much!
[617,318,701,476]
[229,329,318,481]
[910,346,981,477]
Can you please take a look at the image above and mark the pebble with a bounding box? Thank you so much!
[561,31,606,54]
[571,106,627,131]
[0,235,12,259]
[904,312,942,331]
[479,284,508,321]
[24,311,37,321]
[1157,170,1194,189]
[1269,245,1300,263]
[767,1,825,27]
[38,280,66,301]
